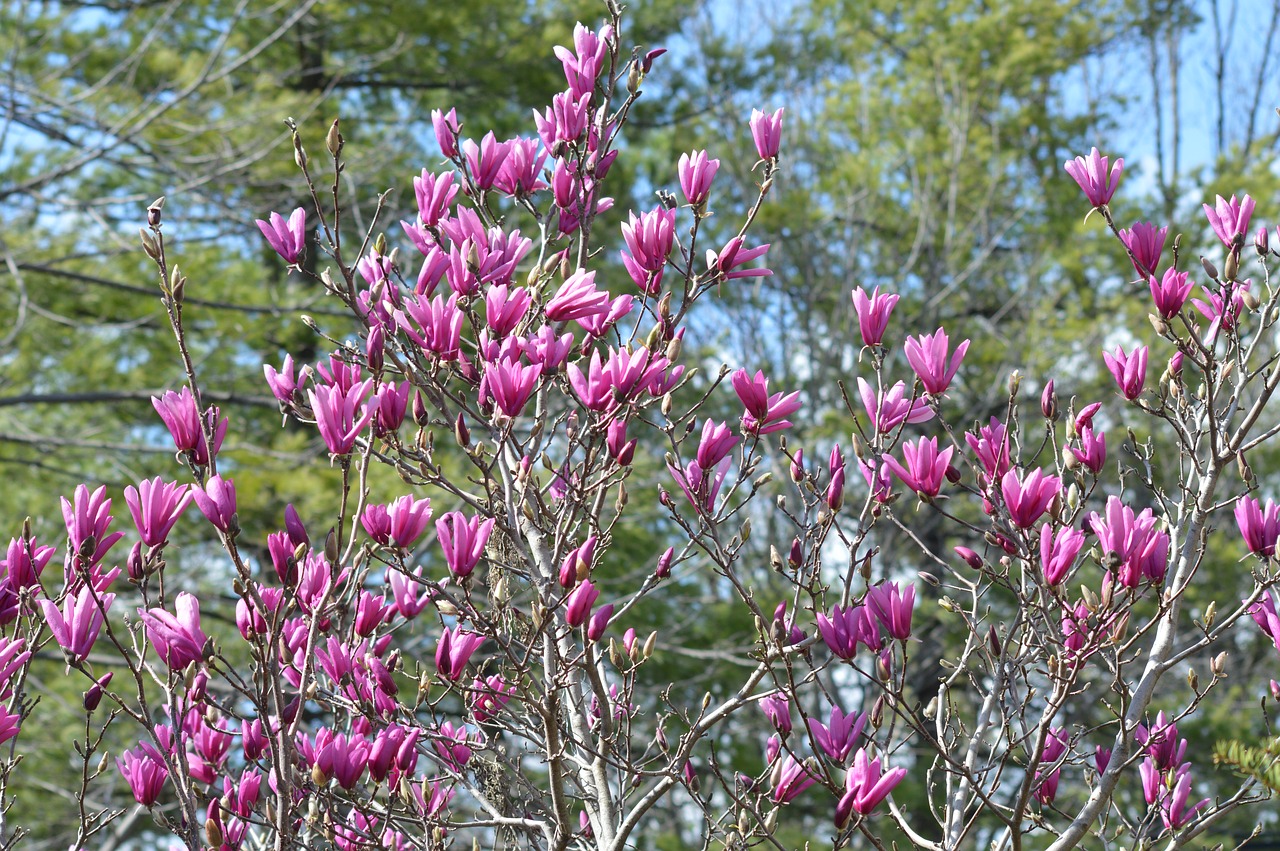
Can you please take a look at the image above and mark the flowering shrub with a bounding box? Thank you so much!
[3,5,1280,850]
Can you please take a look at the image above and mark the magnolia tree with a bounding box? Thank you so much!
[4,3,1280,849]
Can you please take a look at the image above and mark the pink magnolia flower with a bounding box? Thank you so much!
[1070,425,1107,474]
[40,585,113,663]
[620,208,675,294]
[470,675,514,723]
[1247,591,1280,653]
[494,136,547,196]
[545,269,610,323]
[1040,523,1085,586]
[140,592,208,669]
[435,628,485,681]
[750,107,785,159]
[1033,727,1068,805]
[586,603,613,641]
[696,419,740,470]
[387,566,432,620]
[817,604,875,659]
[313,729,370,790]
[385,495,433,549]
[867,581,915,640]
[1103,344,1147,401]
[151,387,227,466]
[235,585,283,640]
[485,357,542,418]
[308,380,376,455]
[413,169,458,227]
[567,346,670,411]
[559,536,597,588]
[808,705,867,763]
[759,692,792,734]
[904,328,970,395]
[1149,268,1193,318]
[1064,147,1123,207]
[535,90,591,147]
[1119,221,1167,278]
[395,292,464,360]
[1203,193,1256,249]
[882,436,953,498]
[485,284,531,337]
[124,478,191,549]
[1160,766,1208,831]
[700,238,769,286]
[851,286,899,347]
[524,325,575,374]
[61,484,124,572]
[436,511,495,578]
[579,293,634,338]
[678,150,719,207]
[564,579,600,627]
[432,108,461,158]
[371,380,410,438]
[857,378,933,433]
[1088,496,1169,588]
[554,22,612,99]
[731,369,802,434]
[1235,495,1280,557]
[190,475,237,534]
[255,207,306,265]
[772,756,819,804]
[117,742,168,806]
[966,417,1012,483]
[263,355,312,404]
[0,638,31,700]
[1137,711,1187,770]
[1191,280,1249,341]
[1000,467,1061,529]
[836,749,906,824]
[461,132,511,191]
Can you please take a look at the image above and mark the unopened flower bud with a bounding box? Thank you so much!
[1008,370,1022,397]
[788,538,802,568]
[1041,379,1057,420]
[83,672,112,711]
[1256,226,1270,256]
[1187,667,1198,692]
[1224,250,1240,282]
[324,527,339,564]
[139,228,160,260]
[954,546,982,569]
[1212,651,1228,677]
[1200,255,1218,280]
[1242,288,1261,311]
[790,449,805,483]
[1204,600,1217,628]
[454,413,470,447]
[326,119,343,157]
[655,547,674,579]
[127,541,146,582]
[147,196,165,228]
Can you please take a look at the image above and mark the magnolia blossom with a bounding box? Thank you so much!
[139,592,208,669]
[750,107,784,159]
[255,207,306,264]
[1064,147,1123,207]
